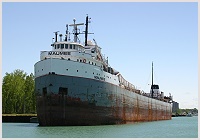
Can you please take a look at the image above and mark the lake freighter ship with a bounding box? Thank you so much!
[34,16,173,126]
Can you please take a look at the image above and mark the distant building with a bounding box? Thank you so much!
[172,101,179,113]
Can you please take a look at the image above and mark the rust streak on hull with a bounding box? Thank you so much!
[37,94,171,126]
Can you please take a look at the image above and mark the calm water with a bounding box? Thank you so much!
[2,116,198,138]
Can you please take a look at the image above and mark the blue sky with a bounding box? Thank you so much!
[2,2,198,109]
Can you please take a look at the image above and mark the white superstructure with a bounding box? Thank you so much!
[35,40,120,86]
[34,16,141,94]
[34,15,172,102]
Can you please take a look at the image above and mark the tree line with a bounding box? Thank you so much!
[2,69,36,114]
[175,108,198,115]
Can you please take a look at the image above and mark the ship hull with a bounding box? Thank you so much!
[35,74,172,126]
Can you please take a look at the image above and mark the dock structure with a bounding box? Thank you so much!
[2,114,38,123]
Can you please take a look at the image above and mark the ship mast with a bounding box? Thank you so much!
[84,15,93,46]
[151,62,153,98]
[85,15,89,46]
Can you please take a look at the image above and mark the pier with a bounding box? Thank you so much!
[2,114,38,123]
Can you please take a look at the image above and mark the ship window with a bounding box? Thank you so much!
[73,45,75,49]
[61,44,64,49]
[68,52,71,55]
[57,44,60,49]
[77,59,79,62]
[152,85,159,89]
[68,58,70,60]
[70,44,72,49]
[80,59,82,62]
[43,87,47,97]
[92,62,93,65]
[75,45,78,50]
[54,45,56,49]
[77,70,78,72]
[65,44,68,49]
[59,87,68,95]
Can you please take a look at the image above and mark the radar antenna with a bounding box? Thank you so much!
[65,24,68,41]
[69,18,84,42]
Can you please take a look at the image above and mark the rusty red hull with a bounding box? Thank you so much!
[35,74,172,126]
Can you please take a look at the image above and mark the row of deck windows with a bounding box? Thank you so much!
[37,68,114,80]
[76,59,97,66]
[54,44,83,51]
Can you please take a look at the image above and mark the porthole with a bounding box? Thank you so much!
[77,70,78,72]
[68,58,70,60]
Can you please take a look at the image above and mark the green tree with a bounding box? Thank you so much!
[176,109,182,115]
[2,69,36,114]
[24,73,36,113]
